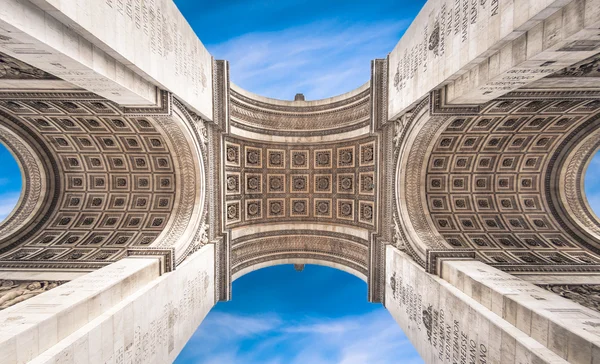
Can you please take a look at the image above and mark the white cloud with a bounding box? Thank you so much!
[0,192,20,222]
[176,309,423,364]
[209,19,410,100]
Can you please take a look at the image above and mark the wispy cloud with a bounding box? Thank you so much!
[209,19,410,100]
[175,310,423,364]
[0,192,20,222]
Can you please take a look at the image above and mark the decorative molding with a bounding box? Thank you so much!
[126,248,175,274]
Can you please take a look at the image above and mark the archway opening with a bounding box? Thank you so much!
[584,150,600,219]
[0,141,22,223]
[175,264,422,363]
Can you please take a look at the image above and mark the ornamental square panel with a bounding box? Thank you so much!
[84,193,109,210]
[517,175,539,193]
[359,172,375,195]
[518,196,542,213]
[429,156,450,173]
[445,235,468,248]
[505,135,534,152]
[267,149,286,169]
[547,116,583,132]
[358,201,374,225]
[473,175,493,192]
[104,232,137,247]
[314,199,333,218]
[494,116,528,132]
[495,175,516,192]
[245,173,263,194]
[446,118,471,132]
[337,146,355,168]
[314,174,333,194]
[98,213,124,229]
[495,195,519,212]
[451,156,474,173]
[481,135,510,152]
[497,155,521,172]
[428,196,449,211]
[245,146,262,168]
[225,142,241,167]
[480,215,505,230]
[152,156,174,172]
[226,201,242,224]
[520,116,554,132]
[451,196,473,212]
[434,215,457,231]
[267,174,286,194]
[337,173,355,195]
[474,155,498,172]
[146,213,169,229]
[226,173,241,195]
[290,150,309,169]
[121,213,147,230]
[130,194,153,211]
[515,234,550,249]
[457,135,485,152]
[449,175,469,192]
[290,174,309,193]
[314,149,333,169]
[107,155,128,171]
[290,198,309,217]
[337,199,355,221]
[80,232,111,247]
[359,141,375,166]
[434,135,459,152]
[245,200,263,220]
[110,175,130,191]
[456,215,482,231]
[129,155,151,171]
[107,194,130,211]
[267,199,285,218]
[427,175,448,193]
[521,155,545,172]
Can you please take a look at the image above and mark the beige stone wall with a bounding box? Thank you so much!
[0,0,213,118]
[385,245,571,363]
[388,0,600,118]
[0,257,161,363]
[0,244,215,364]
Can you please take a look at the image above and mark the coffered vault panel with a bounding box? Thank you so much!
[224,136,377,229]
[395,88,600,273]
[0,88,206,271]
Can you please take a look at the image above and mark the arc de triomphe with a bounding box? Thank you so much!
[1,0,600,363]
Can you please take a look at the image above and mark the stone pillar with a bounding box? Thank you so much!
[0,257,161,364]
[0,244,216,364]
[441,259,600,364]
[385,245,574,364]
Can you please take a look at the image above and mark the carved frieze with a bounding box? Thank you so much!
[0,280,64,310]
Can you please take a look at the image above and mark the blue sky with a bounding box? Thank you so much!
[174,265,423,364]
[175,0,425,100]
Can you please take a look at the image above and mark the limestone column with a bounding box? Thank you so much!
[441,259,600,364]
[0,244,216,364]
[384,245,582,364]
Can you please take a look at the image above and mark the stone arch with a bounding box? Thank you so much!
[230,232,370,283]
[549,111,600,256]
[0,113,55,247]
[232,258,368,282]
[0,92,206,270]
[395,97,450,266]
[396,92,600,269]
